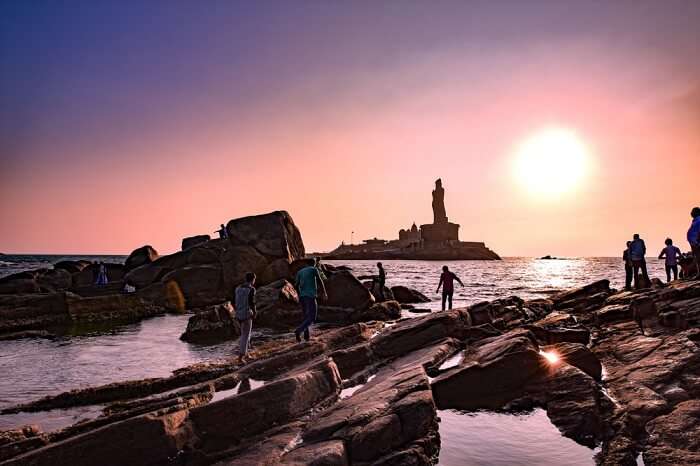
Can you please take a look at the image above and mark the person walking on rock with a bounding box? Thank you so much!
[629,233,650,289]
[294,258,327,342]
[688,207,700,279]
[623,241,633,291]
[234,272,257,364]
[658,238,682,282]
[436,265,464,311]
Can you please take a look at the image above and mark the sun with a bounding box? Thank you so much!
[513,127,590,197]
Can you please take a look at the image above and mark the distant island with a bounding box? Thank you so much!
[324,179,500,260]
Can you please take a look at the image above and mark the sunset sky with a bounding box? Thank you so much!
[1,1,699,257]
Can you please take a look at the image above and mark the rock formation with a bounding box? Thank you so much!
[1,278,700,464]
[391,285,431,304]
[180,302,240,342]
[124,245,158,272]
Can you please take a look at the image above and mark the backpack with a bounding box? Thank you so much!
[234,284,253,320]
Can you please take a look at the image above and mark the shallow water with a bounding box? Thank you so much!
[0,405,104,432]
[438,408,596,466]
[0,315,241,411]
[210,378,266,403]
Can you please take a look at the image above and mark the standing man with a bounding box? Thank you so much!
[623,241,633,291]
[436,265,464,311]
[658,238,682,282]
[234,272,256,364]
[294,258,327,342]
[629,233,650,288]
[215,224,228,239]
[375,262,386,301]
[688,207,700,279]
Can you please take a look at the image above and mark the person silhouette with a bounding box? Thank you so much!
[688,207,700,279]
[629,233,650,288]
[436,265,464,310]
[623,241,633,291]
[216,224,228,239]
[658,238,682,282]
[375,262,386,301]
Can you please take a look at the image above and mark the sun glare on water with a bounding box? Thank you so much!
[513,127,590,197]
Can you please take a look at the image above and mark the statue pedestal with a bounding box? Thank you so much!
[420,222,460,243]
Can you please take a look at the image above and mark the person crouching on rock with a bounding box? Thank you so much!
[234,272,257,364]
[294,258,327,342]
[658,238,682,282]
[436,265,464,311]
[688,207,700,279]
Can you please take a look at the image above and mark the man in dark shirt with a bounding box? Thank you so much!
[375,262,386,301]
[630,233,650,288]
[234,272,257,364]
[436,265,464,310]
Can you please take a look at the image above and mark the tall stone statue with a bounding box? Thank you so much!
[432,178,448,224]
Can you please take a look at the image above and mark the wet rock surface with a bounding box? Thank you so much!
[391,285,431,304]
[180,303,240,342]
[2,240,700,465]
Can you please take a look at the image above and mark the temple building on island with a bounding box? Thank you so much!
[398,223,421,244]
[326,179,500,260]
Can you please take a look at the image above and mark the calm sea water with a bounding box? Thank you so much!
[0,254,126,279]
[0,255,667,461]
[326,257,668,310]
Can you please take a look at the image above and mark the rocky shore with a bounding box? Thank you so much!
[1,211,699,465]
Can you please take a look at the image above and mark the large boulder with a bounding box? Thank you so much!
[123,263,170,289]
[325,271,374,311]
[53,260,91,274]
[351,300,401,323]
[226,210,305,261]
[364,280,395,302]
[431,330,545,410]
[391,285,431,304]
[180,303,239,342]
[124,246,158,272]
[160,264,224,308]
[181,235,210,250]
[254,279,300,328]
[123,212,306,309]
